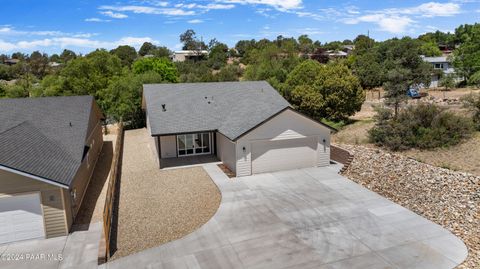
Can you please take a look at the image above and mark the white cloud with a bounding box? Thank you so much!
[347,14,414,33]
[99,5,195,16]
[384,2,461,17]
[187,19,204,24]
[0,27,64,36]
[100,11,128,19]
[216,0,302,11]
[0,36,157,52]
[340,2,462,34]
[85,18,111,22]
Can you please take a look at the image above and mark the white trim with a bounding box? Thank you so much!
[0,164,69,189]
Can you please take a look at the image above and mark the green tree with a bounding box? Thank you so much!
[110,45,137,67]
[353,51,383,89]
[216,64,242,82]
[469,70,480,86]
[132,57,178,82]
[461,93,480,130]
[287,60,365,120]
[180,29,207,50]
[419,41,442,57]
[380,37,432,116]
[439,73,456,91]
[353,35,375,55]
[97,71,167,126]
[139,42,156,56]
[28,51,49,78]
[453,23,480,83]
[207,39,228,70]
[42,49,122,97]
[59,49,77,63]
[297,35,314,54]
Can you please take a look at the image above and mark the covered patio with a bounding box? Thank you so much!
[160,154,220,169]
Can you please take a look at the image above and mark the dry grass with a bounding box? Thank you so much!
[404,132,480,176]
[332,119,374,145]
[110,128,221,260]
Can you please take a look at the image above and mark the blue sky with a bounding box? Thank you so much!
[0,0,479,54]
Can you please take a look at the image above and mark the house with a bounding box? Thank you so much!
[0,96,103,244]
[3,58,20,66]
[142,81,334,177]
[341,45,355,55]
[171,50,208,62]
[422,56,456,88]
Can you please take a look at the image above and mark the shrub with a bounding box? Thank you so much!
[462,93,480,130]
[369,103,475,150]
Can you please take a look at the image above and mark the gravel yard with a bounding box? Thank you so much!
[341,144,480,269]
[110,128,221,260]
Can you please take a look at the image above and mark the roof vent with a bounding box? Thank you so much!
[161,104,166,112]
[69,122,72,127]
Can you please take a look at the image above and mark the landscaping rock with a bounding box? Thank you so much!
[340,145,480,269]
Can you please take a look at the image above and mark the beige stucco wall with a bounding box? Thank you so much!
[235,109,331,177]
[216,132,236,173]
[0,170,68,238]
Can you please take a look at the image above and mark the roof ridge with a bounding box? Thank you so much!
[0,120,28,135]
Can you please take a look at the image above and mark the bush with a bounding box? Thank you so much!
[462,93,480,130]
[369,103,475,150]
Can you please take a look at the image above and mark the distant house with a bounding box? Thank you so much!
[48,61,62,67]
[325,50,348,59]
[341,45,355,55]
[171,50,208,62]
[3,58,20,66]
[422,56,456,88]
[0,96,104,244]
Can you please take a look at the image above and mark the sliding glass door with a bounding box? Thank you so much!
[177,133,211,157]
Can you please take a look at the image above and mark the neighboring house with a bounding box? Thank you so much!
[142,81,334,177]
[341,45,355,55]
[0,96,104,244]
[171,50,208,62]
[422,56,456,88]
[323,50,348,59]
[3,58,20,66]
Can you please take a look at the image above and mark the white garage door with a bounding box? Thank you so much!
[0,193,45,244]
[252,137,317,174]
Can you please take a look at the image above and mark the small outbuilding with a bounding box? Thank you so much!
[142,81,334,176]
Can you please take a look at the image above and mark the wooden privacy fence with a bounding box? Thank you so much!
[99,122,124,263]
[330,144,354,173]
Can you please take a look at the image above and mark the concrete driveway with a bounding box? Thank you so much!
[103,164,467,269]
[0,222,102,269]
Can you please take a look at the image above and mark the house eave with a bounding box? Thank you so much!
[0,164,70,189]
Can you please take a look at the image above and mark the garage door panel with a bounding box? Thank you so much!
[252,137,317,174]
[0,193,45,244]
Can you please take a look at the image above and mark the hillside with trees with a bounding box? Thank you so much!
[1,24,480,130]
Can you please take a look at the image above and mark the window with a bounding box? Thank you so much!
[434,63,444,69]
[177,133,211,156]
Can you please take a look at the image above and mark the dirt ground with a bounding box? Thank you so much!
[334,88,480,177]
[109,128,221,260]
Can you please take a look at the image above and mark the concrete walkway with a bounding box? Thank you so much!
[0,222,102,269]
[103,164,467,269]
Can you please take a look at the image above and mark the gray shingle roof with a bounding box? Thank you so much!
[0,96,95,187]
[143,81,291,140]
